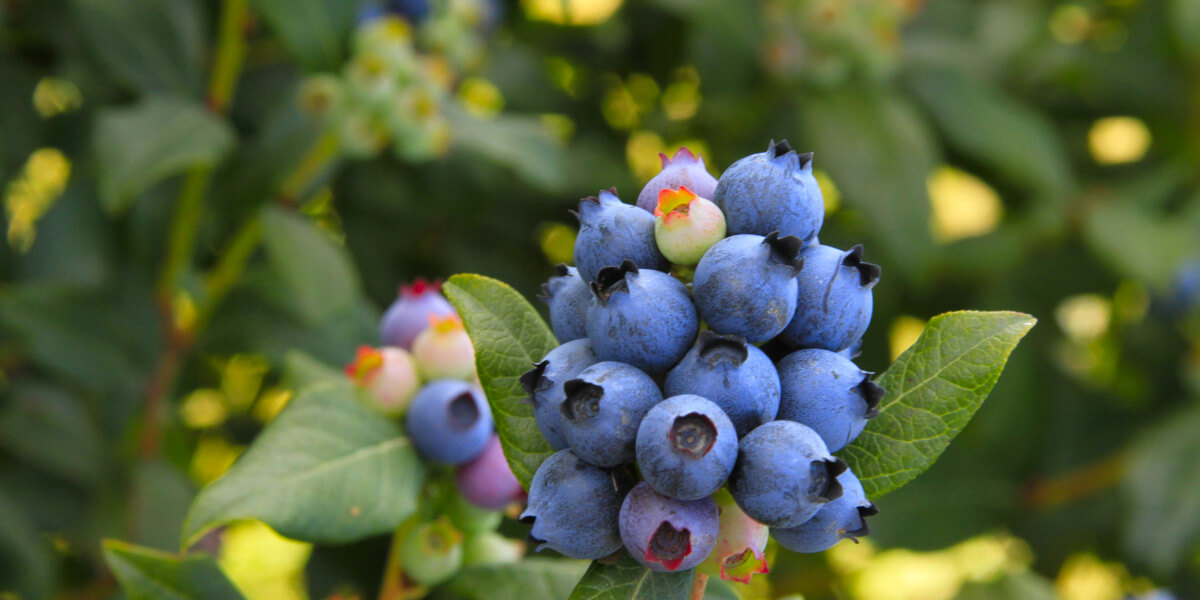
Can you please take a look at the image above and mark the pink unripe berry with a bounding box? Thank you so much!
[700,489,770,584]
[456,435,525,510]
[637,147,719,213]
[345,346,420,416]
[654,187,727,265]
[412,315,476,381]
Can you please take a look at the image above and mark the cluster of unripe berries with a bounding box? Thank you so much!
[299,0,495,161]
[521,142,882,580]
[346,280,522,584]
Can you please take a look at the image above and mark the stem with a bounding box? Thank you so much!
[378,521,425,600]
[193,217,263,332]
[1021,453,1127,510]
[689,572,709,600]
[280,131,341,206]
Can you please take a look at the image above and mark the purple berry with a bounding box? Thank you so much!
[572,189,669,283]
[559,361,663,467]
[455,435,524,510]
[521,339,600,450]
[635,395,737,500]
[637,147,718,213]
[728,420,846,528]
[776,348,883,452]
[406,380,493,465]
[380,279,457,349]
[539,264,591,343]
[618,481,719,573]
[713,140,824,243]
[664,331,781,438]
[693,233,803,343]
[586,261,699,375]
[520,449,629,559]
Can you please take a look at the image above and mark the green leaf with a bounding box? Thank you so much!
[905,66,1074,198]
[93,96,236,213]
[1083,200,1200,291]
[102,540,246,600]
[1122,404,1200,575]
[953,573,1060,600]
[449,110,568,192]
[447,558,589,600]
[1170,0,1200,60]
[798,86,937,280]
[566,554,694,600]
[182,380,423,546]
[0,489,55,600]
[251,0,358,71]
[282,350,346,391]
[260,206,362,324]
[70,0,204,95]
[841,311,1036,499]
[0,382,104,486]
[443,274,559,488]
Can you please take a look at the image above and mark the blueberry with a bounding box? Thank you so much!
[636,147,719,213]
[559,361,663,467]
[699,489,769,584]
[693,232,803,343]
[619,481,719,573]
[520,449,630,559]
[664,331,781,438]
[406,380,493,465]
[572,189,669,282]
[728,420,847,528]
[455,435,524,510]
[521,339,600,450]
[380,279,457,349]
[586,261,699,374]
[779,244,879,352]
[771,467,877,553]
[636,395,738,500]
[776,348,883,452]
[713,140,824,243]
[539,264,591,343]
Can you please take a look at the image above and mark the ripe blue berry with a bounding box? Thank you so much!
[573,189,668,283]
[455,435,524,510]
[728,420,847,528]
[776,348,883,452]
[635,395,738,500]
[693,233,803,343]
[559,361,663,467]
[540,264,591,343]
[520,449,629,559]
[380,279,457,349]
[771,467,877,553]
[619,481,719,573]
[520,339,599,450]
[636,147,718,213]
[713,140,824,243]
[779,244,879,352]
[664,331,781,438]
[406,380,493,465]
[586,261,699,374]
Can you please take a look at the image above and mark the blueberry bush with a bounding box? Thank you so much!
[2,0,1199,599]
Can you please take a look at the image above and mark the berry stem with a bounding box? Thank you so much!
[378,521,424,600]
[689,571,708,600]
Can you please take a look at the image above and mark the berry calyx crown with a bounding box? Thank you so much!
[571,187,621,221]
[654,187,699,224]
[658,146,704,168]
[590,260,639,305]
[765,139,813,173]
[695,330,749,366]
[843,245,882,289]
[763,231,805,276]
[345,345,384,384]
[399,277,441,297]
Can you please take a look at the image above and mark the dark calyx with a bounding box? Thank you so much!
[519,360,550,400]
[561,379,604,421]
[590,259,638,305]
[696,330,749,367]
[842,244,881,288]
[647,521,692,570]
[669,413,718,458]
[447,393,480,431]
[807,457,848,502]
[764,231,805,275]
[857,378,885,419]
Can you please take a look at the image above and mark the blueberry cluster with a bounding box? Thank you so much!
[521,142,882,580]
[350,280,523,507]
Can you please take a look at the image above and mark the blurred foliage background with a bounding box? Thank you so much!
[1,0,1199,598]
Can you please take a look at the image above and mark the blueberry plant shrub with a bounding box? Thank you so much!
[444,143,1034,598]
